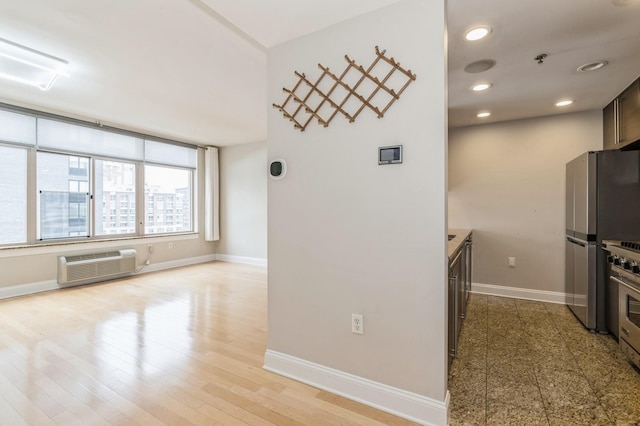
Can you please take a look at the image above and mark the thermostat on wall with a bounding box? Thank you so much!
[269,158,287,179]
[378,145,403,165]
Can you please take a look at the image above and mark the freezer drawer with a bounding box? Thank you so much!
[566,236,597,329]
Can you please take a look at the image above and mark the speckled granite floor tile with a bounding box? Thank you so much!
[448,366,486,426]
[486,368,547,426]
[486,366,541,424]
[536,367,611,425]
[449,294,640,425]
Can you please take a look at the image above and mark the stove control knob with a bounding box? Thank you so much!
[614,257,622,266]
[608,255,615,263]
[632,264,640,274]
[624,261,632,270]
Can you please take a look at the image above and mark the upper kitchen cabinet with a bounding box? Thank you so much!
[604,77,640,151]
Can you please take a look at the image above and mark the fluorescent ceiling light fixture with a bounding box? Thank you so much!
[471,83,492,92]
[555,99,574,107]
[477,112,491,118]
[0,37,68,91]
[465,26,491,41]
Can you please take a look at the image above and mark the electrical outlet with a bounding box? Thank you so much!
[352,314,364,335]
[168,242,173,249]
[508,257,516,267]
[147,244,153,253]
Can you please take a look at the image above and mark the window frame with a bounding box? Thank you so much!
[143,163,195,236]
[36,150,92,242]
[93,157,139,239]
[0,102,199,248]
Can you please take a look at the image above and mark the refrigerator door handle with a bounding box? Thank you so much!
[567,236,587,247]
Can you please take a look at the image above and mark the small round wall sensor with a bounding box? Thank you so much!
[269,158,287,180]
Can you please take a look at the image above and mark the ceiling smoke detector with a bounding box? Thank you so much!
[535,53,548,64]
[464,59,496,74]
[577,61,608,72]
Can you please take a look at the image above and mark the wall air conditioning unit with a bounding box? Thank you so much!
[57,248,137,286]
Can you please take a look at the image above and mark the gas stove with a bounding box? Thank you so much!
[604,240,640,271]
[605,240,640,370]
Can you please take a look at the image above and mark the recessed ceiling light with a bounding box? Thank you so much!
[577,61,608,72]
[471,83,492,92]
[465,26,492,41]
[555,100,574,107]
[477,112,491,118]
[464,59,496,74]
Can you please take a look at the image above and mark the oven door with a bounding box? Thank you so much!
[618,278,640,359]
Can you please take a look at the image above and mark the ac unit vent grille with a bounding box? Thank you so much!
[65,251,122,263]
[58,249,137,285]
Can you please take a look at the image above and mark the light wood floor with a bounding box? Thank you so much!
[0,261,417,425]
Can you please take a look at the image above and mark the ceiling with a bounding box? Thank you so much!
[0,0,638,146]
[448,0,640,128]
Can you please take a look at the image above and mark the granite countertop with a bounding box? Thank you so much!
[448,228,472,259]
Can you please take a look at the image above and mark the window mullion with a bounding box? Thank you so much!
[90,157,95,238]
[26,147,37,245]
[136,162,145,236]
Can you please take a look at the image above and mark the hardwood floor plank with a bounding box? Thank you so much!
[0,392,37,425]
[35,375,111,426]
[0,373,55,425]
[201,381,306,426]
[257,385,384,426]
[51,411,82,426]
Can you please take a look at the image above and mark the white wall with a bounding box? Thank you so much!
[216,141,267,264]
[266,1,448,424]
[448,110,603,297]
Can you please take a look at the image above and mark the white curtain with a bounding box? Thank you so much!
[204,146,220,241]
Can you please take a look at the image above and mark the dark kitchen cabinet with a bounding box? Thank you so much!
[603,77,640,150]
[603,100,616,150]
[447,232,472,375]
[448,247,462,372]
[620,79,640,147]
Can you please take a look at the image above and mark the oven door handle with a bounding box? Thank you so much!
[610,275,630,288]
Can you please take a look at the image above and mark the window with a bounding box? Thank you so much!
[144,165,192,234]
[0,145,27,245]
[95,160,136,236]
[0,105,198,246]
[37,152,90,240]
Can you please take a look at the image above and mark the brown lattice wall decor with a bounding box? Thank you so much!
[273,46,417,131]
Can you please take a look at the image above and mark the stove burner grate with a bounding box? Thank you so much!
[621,241,640,252]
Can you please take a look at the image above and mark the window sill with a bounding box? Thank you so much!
[0,233,200,259]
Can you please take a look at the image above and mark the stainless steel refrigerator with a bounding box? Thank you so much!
[565,150,640,331]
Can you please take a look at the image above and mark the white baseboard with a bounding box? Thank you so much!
[215,253,267,267]
[0,254,217,301]
[263,350,449,426]
[0,280,60,300]
[471,282,567,304]
[140,254,217,273]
